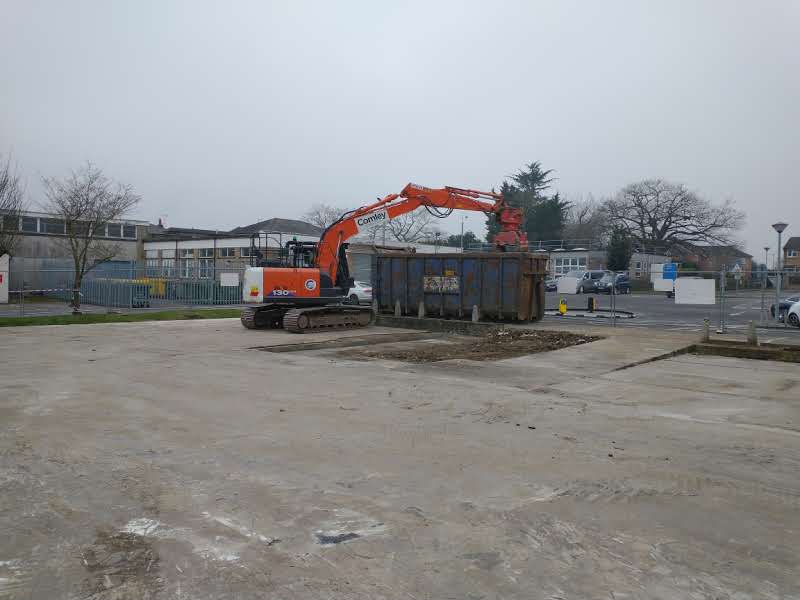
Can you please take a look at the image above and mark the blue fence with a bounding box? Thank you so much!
[10,258,247,309]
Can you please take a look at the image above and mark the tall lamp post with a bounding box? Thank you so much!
[772,222,788,323]
[762,246,770,322]
[460,215,468,252]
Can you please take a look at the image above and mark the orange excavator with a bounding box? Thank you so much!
[240,183,527,332]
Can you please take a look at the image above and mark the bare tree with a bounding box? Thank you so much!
[42,163,140,313]
[563,195,607,242]
[386,207,436,242]
[0,155,26,257]
[603,179,744,248]
[303,203,346,229]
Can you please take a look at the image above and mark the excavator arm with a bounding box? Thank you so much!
[317,183,528,286]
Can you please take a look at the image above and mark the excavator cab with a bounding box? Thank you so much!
[248,233,315,268]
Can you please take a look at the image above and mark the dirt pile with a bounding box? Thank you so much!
[361,329,601,362]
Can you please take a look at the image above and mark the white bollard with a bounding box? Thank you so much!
[395,300,402,317]
[472,305,480,323]
[418,301,426,318]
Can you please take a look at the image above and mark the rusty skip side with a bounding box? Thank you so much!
[375,252,548,322]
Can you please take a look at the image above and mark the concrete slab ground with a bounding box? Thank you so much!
[1,320,798,599]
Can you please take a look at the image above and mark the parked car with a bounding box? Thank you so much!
[770,295,800,320]
[348,281,372,304]
[594,272,630,294]
[576,270,609,293]
[787,301,800,328]
[545,278,558,292]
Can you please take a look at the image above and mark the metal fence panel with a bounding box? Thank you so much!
[6,258,248,315]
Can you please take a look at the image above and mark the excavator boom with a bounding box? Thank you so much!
[316,183,527,285]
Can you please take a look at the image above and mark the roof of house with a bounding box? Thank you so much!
[229,218,322,236]
[681,243,752,259]
[784,236,800,251]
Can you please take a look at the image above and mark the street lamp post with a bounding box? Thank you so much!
[762,246,770,323]
[772,222,788,324]
[460,215,468,252]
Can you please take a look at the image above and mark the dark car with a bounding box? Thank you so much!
[770,295,800,320]
[545,278,558,292]
[595,272,630,294]
[576,270,609,293]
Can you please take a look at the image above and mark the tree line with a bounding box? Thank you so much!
[487,161,744,249]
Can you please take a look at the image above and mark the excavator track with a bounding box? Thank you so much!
[282,305,374,333]
[241,305,289,329]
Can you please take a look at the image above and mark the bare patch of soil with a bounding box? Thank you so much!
[78,528,162,598]
[359,329,601,362]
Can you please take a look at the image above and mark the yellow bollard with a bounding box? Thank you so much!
[558,297,567,315]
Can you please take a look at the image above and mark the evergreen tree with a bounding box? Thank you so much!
[606,226,633,271]
[485,163,568,243]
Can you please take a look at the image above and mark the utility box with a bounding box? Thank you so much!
[375,252,547,321]
[0,254,8,304]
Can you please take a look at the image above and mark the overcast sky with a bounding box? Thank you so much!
[2,1,798,257]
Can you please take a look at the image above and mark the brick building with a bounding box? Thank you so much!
[783,237,800,270]
[678,244,753,276]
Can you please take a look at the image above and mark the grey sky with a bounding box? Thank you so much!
[2,1,798,257]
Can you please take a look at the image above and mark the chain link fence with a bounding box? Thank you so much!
[5,258,248,316]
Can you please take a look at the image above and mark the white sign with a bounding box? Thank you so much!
[355,208,389,232]
[675,278,715,305]
[557,276,581,294]
[220,272,240,287]
[654,278,674,292]
[0,254,8,304]
[650,263,664,283]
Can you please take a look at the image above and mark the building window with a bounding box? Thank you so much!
[161,249,175,259]
[789,250,798,257]
[145,259,160,276]
[198,259,213,279]
[162,259,175,277]
[122,224,136,239]
[180,249,194,258]
[107,223,122,237]
[635,261,642,269]
[198,248,214,258]
[21,216,38,233]
[145,249,159,259]
[240,246,252,258]
[40,218,65,234]
[180,259,194,278]
[218,247,236,258]
[2,215,16,231]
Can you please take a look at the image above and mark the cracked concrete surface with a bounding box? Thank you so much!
[1,320,798,599]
